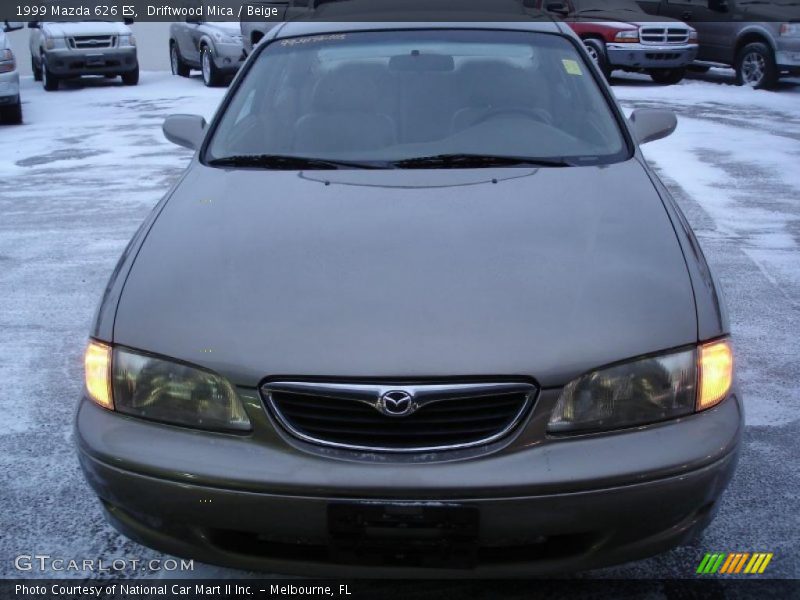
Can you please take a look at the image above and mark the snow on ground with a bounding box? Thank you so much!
[0,70,798,579]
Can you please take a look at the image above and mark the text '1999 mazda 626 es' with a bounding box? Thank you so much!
[77,11,741,577]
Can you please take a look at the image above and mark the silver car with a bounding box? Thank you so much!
[0,22,23,125]
[170,19,245,87]
[77,11,740,576]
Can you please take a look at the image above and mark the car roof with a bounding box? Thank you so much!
[273,0,567,39]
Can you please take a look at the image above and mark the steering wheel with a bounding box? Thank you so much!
[472,107,553,127]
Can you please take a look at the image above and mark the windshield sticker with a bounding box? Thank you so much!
[281,34,348,47]
[562,59,583,76]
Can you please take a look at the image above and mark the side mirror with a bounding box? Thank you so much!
[4,21,25,32]
[163,114,207,150]
[708,0,729,12]
[28,21,40,29]
[546,2,570,16]
[629,109,677,145]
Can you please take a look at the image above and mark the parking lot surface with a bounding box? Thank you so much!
[0,71,798,579]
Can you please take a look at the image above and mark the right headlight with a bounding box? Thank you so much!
[548,340,732,435]
[44,36,67,50]
[84,341,251,432]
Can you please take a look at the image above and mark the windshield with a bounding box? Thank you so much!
[205,30,629,169]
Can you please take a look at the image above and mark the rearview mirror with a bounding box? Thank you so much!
[545,2,570,16]
[708,0,729,12]
[629,109,677,145]
[3,21,25,32]
[163,115,207,150]
[389,52,455,72]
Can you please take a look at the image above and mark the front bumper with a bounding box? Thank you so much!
[607,44,698,70]
[0,70,20,101]
[44,47,137,77]
[212,42,246,74]
[76,388,742,576]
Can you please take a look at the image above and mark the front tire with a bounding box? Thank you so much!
[583,38,612,81]
[201,46,224,87]
[32,56,43,82]
[170,43,190,77]
[1,102,23,125]
[121,66,139,86]
[42,58,60,92]
[735,42,778,90]
[649,68,686,85]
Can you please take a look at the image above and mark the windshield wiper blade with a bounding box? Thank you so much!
[207,154,385,170]
[391,153,575,169]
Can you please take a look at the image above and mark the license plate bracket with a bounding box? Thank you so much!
[328,502,479,569]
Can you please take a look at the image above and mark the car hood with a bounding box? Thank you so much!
[577,12,682,24]
[43,21,131,37]
[114,159,697,388]
[205,21,242,35]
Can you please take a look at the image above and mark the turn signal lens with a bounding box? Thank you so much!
[85,340,113,409]
[698,339,733,411]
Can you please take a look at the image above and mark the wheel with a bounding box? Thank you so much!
[1,102,23,125]
[735,42,778,89]
[31,56,43,82]
[42,58,60,91]
[649,68,687,85]
[583,38,611,81]
[170,42,190,77]
[121,66,139,86]
[201,46,224,87]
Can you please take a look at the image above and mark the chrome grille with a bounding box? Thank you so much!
[262,381,536,452]
[639,27,690,45]
[68,36,116,50]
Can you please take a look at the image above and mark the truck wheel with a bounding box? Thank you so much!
[31,56,43,82]
[201,46,224,87]
[649,68,686,85]
[170,43,190,77]
[735,42,778,89]
[42,58,60,92]
[583,38,611,81]
[121,66,139,86]
[1,102,23,125]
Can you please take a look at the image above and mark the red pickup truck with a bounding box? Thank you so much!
[536,0,698,84]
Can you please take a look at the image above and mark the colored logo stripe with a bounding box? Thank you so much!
[698,553,773,575]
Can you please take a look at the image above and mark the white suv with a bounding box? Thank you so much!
[0,22,23,124]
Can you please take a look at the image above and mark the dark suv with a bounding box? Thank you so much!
[638,0,800,88]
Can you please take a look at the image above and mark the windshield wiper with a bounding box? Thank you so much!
[207,154,386,170]
[391,153,577,169]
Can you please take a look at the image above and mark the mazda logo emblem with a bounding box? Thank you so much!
[376,390,417,418]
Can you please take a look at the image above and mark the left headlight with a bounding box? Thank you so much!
[119,34,136,47]
[84,341,251,432]
[0,49,15,74]
[548,340,733,435]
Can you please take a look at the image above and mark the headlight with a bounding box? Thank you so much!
[119,34,136,47]
[0,49,15,74]
[83,342,251,432]
[688,29,698,43]
[614,30,640,43]
[780,23,800,37]
[44,36,67,50]
[548,340,733,435]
